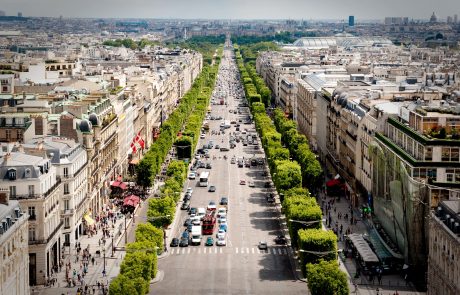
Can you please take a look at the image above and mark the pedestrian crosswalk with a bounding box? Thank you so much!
[169,246,290,256]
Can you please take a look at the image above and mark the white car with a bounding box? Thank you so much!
[192,218,201,226]
[218,216,227,224]
[248,181,255,187]
[186,188,193,195]
[216,237,226,246]
[200,134,206,139]
[216,229,226,240]
[217,207,227,217]
[188,172,196,180]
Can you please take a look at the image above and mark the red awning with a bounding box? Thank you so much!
[123,195,140,207]
[111,181,128,190]
[326,179,341,187]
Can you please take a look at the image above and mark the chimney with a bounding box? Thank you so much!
[17,144,24,153]
[0,190,8,206]
[2,152,11,165]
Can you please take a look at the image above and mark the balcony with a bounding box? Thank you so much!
[62,161,88,179]
[61,209,74,215]
[11,177,61,200]
[28,221,63,245]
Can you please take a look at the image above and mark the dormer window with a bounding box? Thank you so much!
[25,168,31,178]
[7,168,16,180]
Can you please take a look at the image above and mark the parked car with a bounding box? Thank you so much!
[170,238,179,247]
[240,180,246,185]
[188,172,196,179]
[208,185,216,192]
[206,163,212,169]
[189,207,197,216]
[181,201,190,210]
[266,194,275,203]
[275,235,287,245]
[179,237,189,247]
[248,181,255,187]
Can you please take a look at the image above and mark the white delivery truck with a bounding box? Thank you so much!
[191,225,202,245]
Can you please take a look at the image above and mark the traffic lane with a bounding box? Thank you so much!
[155,249,305,295]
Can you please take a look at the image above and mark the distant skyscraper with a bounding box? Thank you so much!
[348,16,355,27]
[455,14,458,23]
[17,12,22,17]
[447,16,453,23]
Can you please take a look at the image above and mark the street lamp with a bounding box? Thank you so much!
[102,247,106,277]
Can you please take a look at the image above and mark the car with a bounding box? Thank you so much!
[215,144,220,149]
[220,197,228,205]
[200,134,205,139]
[179,237,189,247]
[183,193,191,202]
[170,238,179,247]
[219,223,227,232]
[240,180,246,185]
[189,207,197,216]
[216,237,226,246]
[267,194,276,203]
[188,172,196,179]
[248,181,255,187]
[216,229,226,239]
[257,159,264,165]
[205,237,214,246]
[181,201,190,210]
[183,218,191,226]
[217,207,227,217]
[208,185,216,192]
[218,216,227,224]
[230,158,236,164]
[192,218,201,226]
[186,187,193,195]
[275,235,287,245]
[245,161,250,168]
[262,171,269,177]
[206,163,212,169]
[258,241,268,250]
[187,223,193,232]
[199,162,206,168]
[207,201,217,211]
[181,231,189,239]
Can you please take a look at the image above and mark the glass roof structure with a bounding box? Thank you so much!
[293,37,393,49]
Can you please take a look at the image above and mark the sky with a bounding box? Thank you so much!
[1,0,459,20]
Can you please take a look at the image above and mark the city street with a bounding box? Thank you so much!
[151,45,305,294]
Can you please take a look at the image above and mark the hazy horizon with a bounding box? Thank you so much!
[1,0,459,20]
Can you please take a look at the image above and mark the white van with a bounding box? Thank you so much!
[197,207,206,220]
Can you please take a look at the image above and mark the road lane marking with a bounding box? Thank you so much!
[170,249,174,254]
[188,248,191,254]
[278,248,282,255]
[182,248,185,254]
[252,248,255,254]
[220,247,223,254]
[214,248,217,254]
[204,247,207,254]
[198,248,201,254]
[246,248,249,254]
[257,248,261,254]
[282,248,287,255]
[272,248,277,255]
[235,247,238,254]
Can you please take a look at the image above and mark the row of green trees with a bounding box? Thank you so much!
[166,35,226,65]
[102,38,160,50]
[234,44,348,295]
[273,108,323,191]
[109,223,163,294]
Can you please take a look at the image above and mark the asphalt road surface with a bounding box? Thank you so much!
[151,44,306,294]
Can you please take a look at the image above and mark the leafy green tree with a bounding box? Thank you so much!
[135,160,154,191]
[120,251,155,281]
[135,223,164,253]
[298,229,337,276]
[126,241,158,278]
[147,196,175,227]
[166,160,186,183]
[109,274,147,295]
[306,260,349,295]
[273,160,302,191]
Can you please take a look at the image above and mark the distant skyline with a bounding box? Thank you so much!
[1,0,459,20]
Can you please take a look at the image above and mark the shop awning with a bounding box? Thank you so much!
[123,195,140,207]
[326,179,341,187]
[110,181,127,190]
[84,215,95,226]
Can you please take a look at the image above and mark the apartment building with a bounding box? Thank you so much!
[0,151,62,286]
[428,200,460,295]
[23,138,88,248]
[0,191,29,295]
[0,74,14,94]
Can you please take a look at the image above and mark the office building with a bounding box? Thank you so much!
[349,16,355,27]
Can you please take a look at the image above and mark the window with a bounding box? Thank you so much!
[64,217,70,228]
[451,148,459,162]
[447,173,454,182]
[64,199,70,211]
[9,186,16,198]
[28,185,34,196]
[63,167,69,178]
[28,228,36,241]
[7,169,16,180]
[442,148,450,161]
[28,207,36,220]
[5,129,11,140]
[425,148,432,161]
[64,183,69,195]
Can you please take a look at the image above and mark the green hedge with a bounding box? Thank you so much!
[306,260,349,295]
[298,229,337,276]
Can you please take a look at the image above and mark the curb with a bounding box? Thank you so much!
[150,270,164,284]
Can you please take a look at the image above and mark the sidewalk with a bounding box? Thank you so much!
[319,188,422,295]
[33,205,139,295]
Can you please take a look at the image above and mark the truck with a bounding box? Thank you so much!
[191,225,202,245]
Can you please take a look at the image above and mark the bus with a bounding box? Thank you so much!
[199,171,210,187]
[202,212,216,235]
